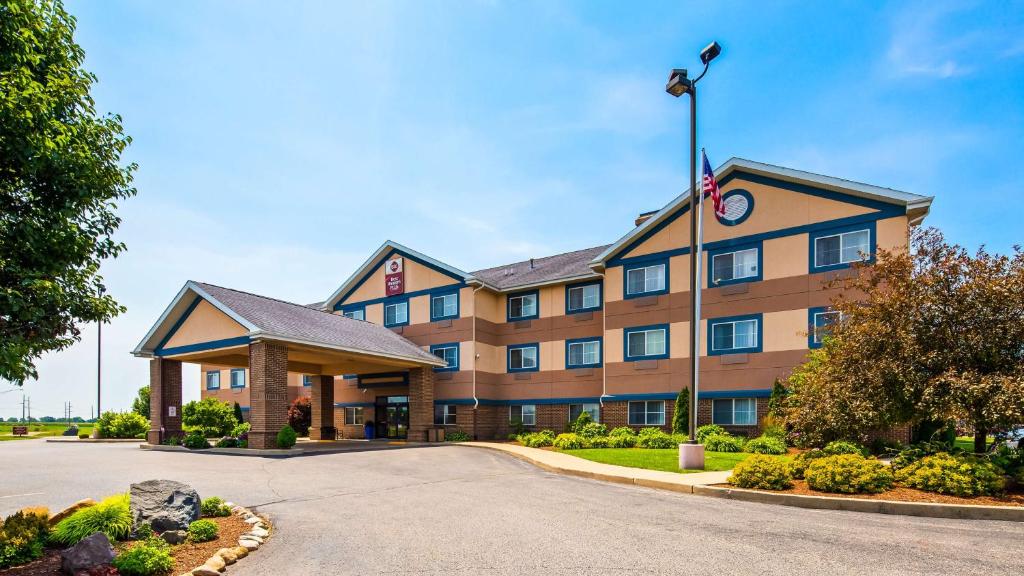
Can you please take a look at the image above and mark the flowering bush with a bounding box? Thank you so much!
[696,424,726,444]
[729,455,793,490]
[804,454,893,494]
[553,433,589,450]
[745,435,787,455]
[894,453,1005,496]
[703,434,745,453]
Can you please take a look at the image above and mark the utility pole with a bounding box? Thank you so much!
[27,397,31,422]
[21,394,26,422]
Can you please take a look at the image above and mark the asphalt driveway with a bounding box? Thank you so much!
[0,441,1019,575]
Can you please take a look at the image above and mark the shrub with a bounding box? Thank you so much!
[869,438,903,456]
[745,435,787,455]
[113,541,173,576]
[696,424,726,444]
[804,454,894,494]
[703,434,745,453]
[520,431,554,448]
[231,422,251,437]
[233,402,244,425]
[760,419,787,442]
[0,508,49,569]
[607,434,637,448]
[444,430,471,442]
[161,435,181,446]
[182,431,209,450]
[182,398,236,437]
[553,433,589,450]
[729,455,793,490]
[577,422,608,439]
[287,397,311,436]
[823,440,867,457]
[51,494,132,545]
[635,430,675,449]
[201,497,231,518]
[568,412,593,434]
[187,519,218,543]
[276,425,297,449]
[134,523,154,540]
[215,437,238,448]
[589,436,610,448]
[96,411,149,439]
[79,433,90,439]
[789,449,825,479]
[894,453,1006,497]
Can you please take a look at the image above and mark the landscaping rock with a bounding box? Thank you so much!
[243,516,260,523]
[216,548,238,565]
[205,555,226,572]
[60,532,115,575]
[238,539,259,551]
[191,567,220,576]
[242,534,263,544]
[248,526,269,538]
[161,529,188,545]
[232,546,249,559]
[130,479,201,532]
[49,499,97,526]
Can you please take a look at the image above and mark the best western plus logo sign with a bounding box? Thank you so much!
[385,256,404,296]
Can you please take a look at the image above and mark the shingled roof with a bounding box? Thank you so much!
[470,245,610,290]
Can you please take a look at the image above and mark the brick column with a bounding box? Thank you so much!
[310,375,336,440]
[147,358,182,444]
[248,340,290,449]
[407,367,435,442]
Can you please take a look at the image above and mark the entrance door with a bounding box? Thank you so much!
[375,396,409,439]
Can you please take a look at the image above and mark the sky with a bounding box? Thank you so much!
[3,0,1022,419]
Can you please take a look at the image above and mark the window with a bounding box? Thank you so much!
[302,375,313,387]
[205,371,220,390]
[624,325,668,360]
[230,368,246,389]
[507,290,539,321]
[434,404,457,425]
[712,398,757,426]
[344,407,364,425]
[384,300,408,327]
[342,308,365,321]
[812,226,872,270]
[708,315,761,355]
[430,343,459,372]
[566,338,601,368]
[569,403,600,423]
[628,401,665,426]
[710,246,760,286]
[566,282,601,313]
[625,262,667,297]
[430,292,458,321]
[508,343,539,372]
[809,307,842,348]
[510,404,536,426]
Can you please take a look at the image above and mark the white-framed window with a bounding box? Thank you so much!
[230,368,246,389]
[625,263,666,296]
[710,318,759,353]
[342,309,365,321]
[815,229,870,268]
[569,403,600,423]
[431,344,459,370]
[205,371,220,390]
[627,401,665,426]
[812,310,842,345]
[711,247,759,284]
[508,344,539,371]
[434,404,457,425]
[508,292,538,320]
[712,398,757,426]
[431,293,458,320]
[510,404,536,426]
[345,407,364,425]
[384,301,408,326]
[567,339,601,367]
[567,283,600,312]
[625,327,667,359]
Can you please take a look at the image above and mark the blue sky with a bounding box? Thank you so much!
[4,0,1022,418]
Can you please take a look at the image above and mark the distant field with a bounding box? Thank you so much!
[0,423,95,441]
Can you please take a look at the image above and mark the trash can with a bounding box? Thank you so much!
[364,421,375,440]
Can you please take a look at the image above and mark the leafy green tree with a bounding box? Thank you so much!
[672,387,689,435]
[131,386,150,418]
[767,378,788,418]
[233,401,244,425]
[0,0,136,383]
[182,398,235,437]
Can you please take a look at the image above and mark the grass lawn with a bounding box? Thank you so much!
[559,447,790,474]
[0,423,94,441]
[953,436,996,453]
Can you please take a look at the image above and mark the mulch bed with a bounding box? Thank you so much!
[0,550,61,576]
[718,479,1024,507]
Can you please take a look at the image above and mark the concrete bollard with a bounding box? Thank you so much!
[679,443,705,470]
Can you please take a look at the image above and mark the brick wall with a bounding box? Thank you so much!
[407,368,435,442]
[310,375,336,440]
[696,399,768,438]
[147,358,182,444]
[248,340,290,449]
[601,401,676,433]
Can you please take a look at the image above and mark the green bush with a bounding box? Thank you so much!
[588,436,610,448]
[134,523,154,540]
[51,494,132,545]
[187,519,218,543]
[161,435,181,446]
[568,412,594,434]
[789,449,825,479]
[804,454,893,494]
[894,453,1006,497]
[760,422,787,441]
[607,434,637,448]
[113,541,173,576]
[869,438,903,456]
[182,398,237,437]
[96,411,149,439]
[276,425,297,449]
[214,437,238,448]
[201,497,231,518]
[553,433,589,450]
[635,430,675,449]
[577,422,608,439]
[823,440,867,456]
[231,422,251,437]
[444,430,471,442]
[608,427,636,438]
[696,424,726,444]
[729,455,793,490]
[703,434,745,453]
[745,435,787,455]
[520,430,555,448]
[78,433,90,439]
[182,431,209,450]
[0,508,49,569]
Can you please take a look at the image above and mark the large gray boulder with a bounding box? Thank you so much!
[61,532,114,574]
[130,479,201,532]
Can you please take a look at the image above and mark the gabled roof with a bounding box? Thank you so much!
[590,157,934,267]
[469,245,610,291]
[133,281,444,366]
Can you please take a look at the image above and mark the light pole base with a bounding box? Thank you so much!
[679,443,705,470]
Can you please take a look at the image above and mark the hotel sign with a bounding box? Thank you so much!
[385,256,404,296]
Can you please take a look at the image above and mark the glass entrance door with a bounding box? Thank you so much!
[375,396,409,439]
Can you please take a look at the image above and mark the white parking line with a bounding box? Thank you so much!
[0,492,44,500]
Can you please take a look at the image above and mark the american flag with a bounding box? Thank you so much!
[702,151,726,219]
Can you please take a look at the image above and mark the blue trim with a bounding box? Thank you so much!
[717,189,754,226]
[155,296,201,351]
[205,371,220,390]
[607,392,677,402]
[230,368,246,389]
[623,324,670,361]
[610,202,692,265]
[335,248,467,307]
[239,406,250,412]
[428,288,460,321]
[707,239,763,288]
[429,342,460,372]
[622,258,669,299]
[382,297,410,327]
[707,313,763,356]
[564,280,602,314]
[339,304,366,320]
[718,171,899,213]
[335,283,466,311]
[433,391,772,405]
[809,220,877,273]
[507,342,540,372]
[506,289,540,321]
[155,336,251,357]
[807,306,840,349]
[564,336,603,368]
[334,402,375,408]
[698,389,772,399]
[302,375,313,387]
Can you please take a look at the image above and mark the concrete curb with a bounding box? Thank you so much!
[139,441,441,458]
[45,438,143,443]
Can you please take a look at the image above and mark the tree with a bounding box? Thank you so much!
[672,387,689,435]
[783,228,1024,452]
[767,378,788,419]
[131,386,150,418]
[182,398,235,437]
[287,397,311,436]
[233,402,244,425]
[0,0,136,384]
